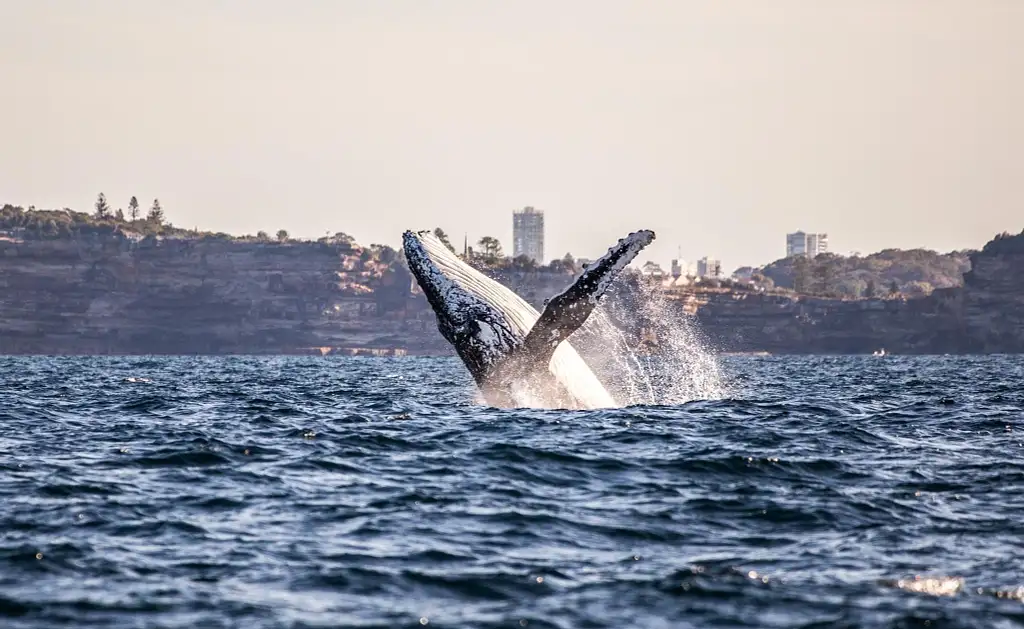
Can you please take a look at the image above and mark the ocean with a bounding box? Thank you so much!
[1,355,1023,628]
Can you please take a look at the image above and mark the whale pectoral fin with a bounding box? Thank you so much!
[521,229,655,359]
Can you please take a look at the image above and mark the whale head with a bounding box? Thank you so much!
[402,231,524,381]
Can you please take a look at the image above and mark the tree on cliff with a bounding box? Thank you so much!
[761,248,969,298]
[128,196,140,221]
[864,279,877,299]
[94,193,110,219]
[434,228,455,253]
[115,208,125,221]
[812,254,837,296]
[370,244,399,264]
[276,229,289,242]
[147,199,164,225]
[256,230,269,241]
[512,254,538,271]
[792,256,811,294]
[477,236,503,262]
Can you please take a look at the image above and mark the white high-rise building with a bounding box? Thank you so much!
[512,206,545,263]
[670,259,684,280]
[697,257,721,278]
[807,233,828,256]
[786,231,828,258]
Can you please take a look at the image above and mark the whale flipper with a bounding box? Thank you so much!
[520,230,655,360]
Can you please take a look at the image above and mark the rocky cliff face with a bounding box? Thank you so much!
[962,232,1024,352]
[0,236,444,354]
[638,229,1023,355]
[0,231,1021,355]
[676,288,966,354]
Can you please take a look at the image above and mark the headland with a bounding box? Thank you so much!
[1,204,1022,355]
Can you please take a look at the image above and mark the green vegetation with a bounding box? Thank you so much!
[979,229,1024,255]
[7,198,1005,303]
[147,199,164,225]
[476,236,503,263]
[761,249,972,298]
[94,193,110,219]
[462,235,579,275]
[1,199,189,240]
[1,197,354,246]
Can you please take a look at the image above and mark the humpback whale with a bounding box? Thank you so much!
[402,229,655,409]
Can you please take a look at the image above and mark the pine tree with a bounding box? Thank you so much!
[94,192,110,219]
[476,236,503,261]
[128,196,140,221]
[115,208,125,221]
[147,198,164,224]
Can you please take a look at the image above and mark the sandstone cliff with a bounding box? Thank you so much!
[0,230,1021,355]
[0,236,444,354]
[677,288,966,354]
[962,232,1024,353]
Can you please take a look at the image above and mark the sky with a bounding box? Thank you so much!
[1,1,1021,270]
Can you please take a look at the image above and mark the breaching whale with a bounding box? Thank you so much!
[402,229,655,409]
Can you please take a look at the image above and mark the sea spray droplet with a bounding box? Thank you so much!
[573,281,728,405]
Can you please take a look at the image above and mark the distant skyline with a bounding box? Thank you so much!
[2,1,1021,269]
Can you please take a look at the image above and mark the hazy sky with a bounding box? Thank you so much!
[2,1,1021,269]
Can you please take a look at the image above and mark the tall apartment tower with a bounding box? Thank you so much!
[786,231,828,258]
[512,206,545,263]
[806,233,828,256]
[696,257,722,278]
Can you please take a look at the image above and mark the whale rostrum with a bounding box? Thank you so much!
[402,229,656,409]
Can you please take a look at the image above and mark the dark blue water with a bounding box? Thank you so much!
[2,355,1024,628]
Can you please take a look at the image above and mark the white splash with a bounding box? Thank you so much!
[572,282,728,405]
[409,230,617,409]
[406,229,724,409]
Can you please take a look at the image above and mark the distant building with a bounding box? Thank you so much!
[807,233,828,256]
[732,266,754,281]
[640,261,665,279]
[786,231,828,258]
[786,231,808,257]
[512,206,544,264]
[696,257,721,279]
[670,259,684,280]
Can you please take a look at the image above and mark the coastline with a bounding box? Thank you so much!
[1,211,1022,356]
